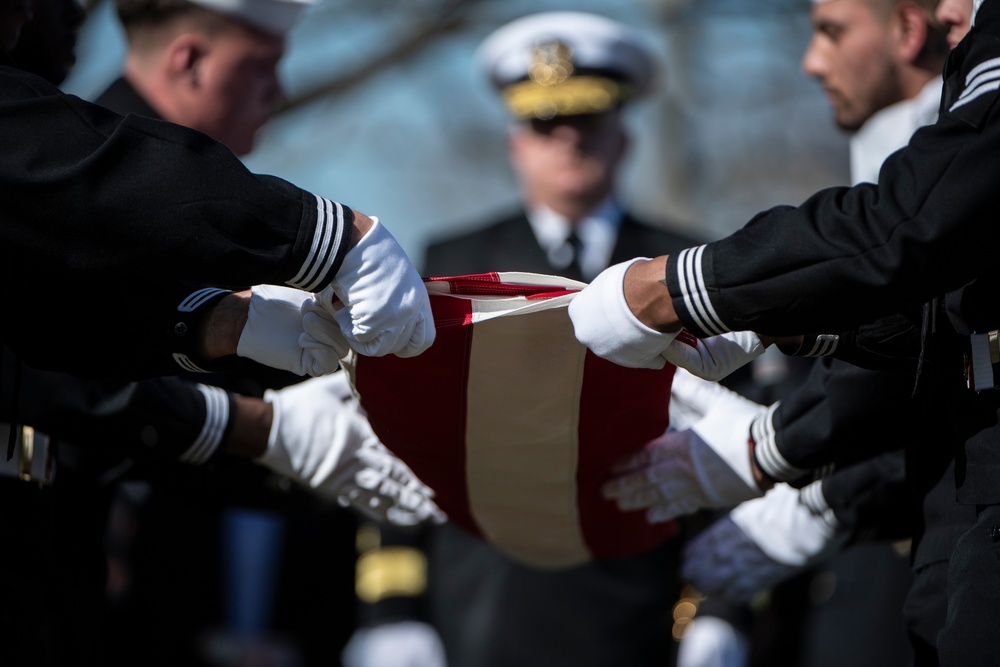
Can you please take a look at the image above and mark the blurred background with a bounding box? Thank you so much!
[64,0,850,260]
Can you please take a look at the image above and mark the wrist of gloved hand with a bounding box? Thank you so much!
[662,330,766,381]
[682,482,846,603]
[682,514,789,604]
[323,217,435,358]
[259,376,444,526]
[729,482,843,567]
[602,393,764,523]
[668,368,767,433]
[568,258,679,369]
[236,285,342,376]
[685,395,768,504]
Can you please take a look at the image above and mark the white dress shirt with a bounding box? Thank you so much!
[849,76,942,185]
[526,197,623,281]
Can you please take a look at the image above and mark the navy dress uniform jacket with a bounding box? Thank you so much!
[424,210,697,281]
[0,62,352,378]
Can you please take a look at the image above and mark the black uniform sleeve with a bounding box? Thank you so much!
[817,451,913,544]
[3,346,235,464]
[0,66,355,375]
[789,312,922,371]
[751,359,921,483]
[664,24,1000,339]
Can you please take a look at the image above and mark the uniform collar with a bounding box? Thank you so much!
[98,77,164,120]
[849,76,942,185]
[526,197,623,280]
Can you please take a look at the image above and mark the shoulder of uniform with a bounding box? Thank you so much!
[427,210,527,249]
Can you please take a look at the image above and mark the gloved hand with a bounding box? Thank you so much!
[260,375,445,526]
[662,331,766,381]
[667,369,745,431]
[320,217,435,358]
[682,482,845,603]
[568,258,680,369]
[603,388,766,522]
[342,621,447,667]
[676,616,750,667]
[237,284,344,376]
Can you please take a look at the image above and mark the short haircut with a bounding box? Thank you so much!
[116,0,232,42]
[867,0,940,19]
[867,0,949,65]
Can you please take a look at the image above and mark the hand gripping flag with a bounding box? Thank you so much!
[340,272,679,568]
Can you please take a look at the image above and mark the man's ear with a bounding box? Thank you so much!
[894,2,931,65]
[164,32,206,88]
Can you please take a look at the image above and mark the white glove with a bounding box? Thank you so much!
[662,331,766,381]
[603,390,766,522]
[236,284,344,376]
[668,369,748,431]
[682,483,845,603]
[676,616,750,667]
[733,481,843,566]
[342,621,447,667]
[260,376,445,526]
[321,217,435,358]
[568,258,679,369]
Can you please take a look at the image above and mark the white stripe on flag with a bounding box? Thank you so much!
[463,306,592,568]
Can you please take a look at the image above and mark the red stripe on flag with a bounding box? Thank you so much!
[575,353,679,559]
[426,272,501,285]
[353,294,480,537]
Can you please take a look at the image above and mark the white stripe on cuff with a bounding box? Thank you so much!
[751,402,810,482]
[805,334,839,357]
[288,196,345,292]
[799,479,831,516]
[178,288,230,313]
[173,353,209,374]
[179,384,230,465]
[675,246,728,336]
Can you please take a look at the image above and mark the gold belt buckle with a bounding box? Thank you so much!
[18,426,34,482]
[2,425,53,487]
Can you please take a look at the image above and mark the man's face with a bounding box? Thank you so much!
[935,0,973,49]
[0,0,32,52]
[509,110,626,212]
[187,23,285,156]
[802,0,905,131]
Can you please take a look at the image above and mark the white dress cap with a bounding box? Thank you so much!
[187,0,314,36]
[477,11,659,119]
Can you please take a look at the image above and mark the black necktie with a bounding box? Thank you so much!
[562,228,585,282]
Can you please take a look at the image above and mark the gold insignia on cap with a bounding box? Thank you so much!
[502,38,633,120]
[528,40,575,86]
